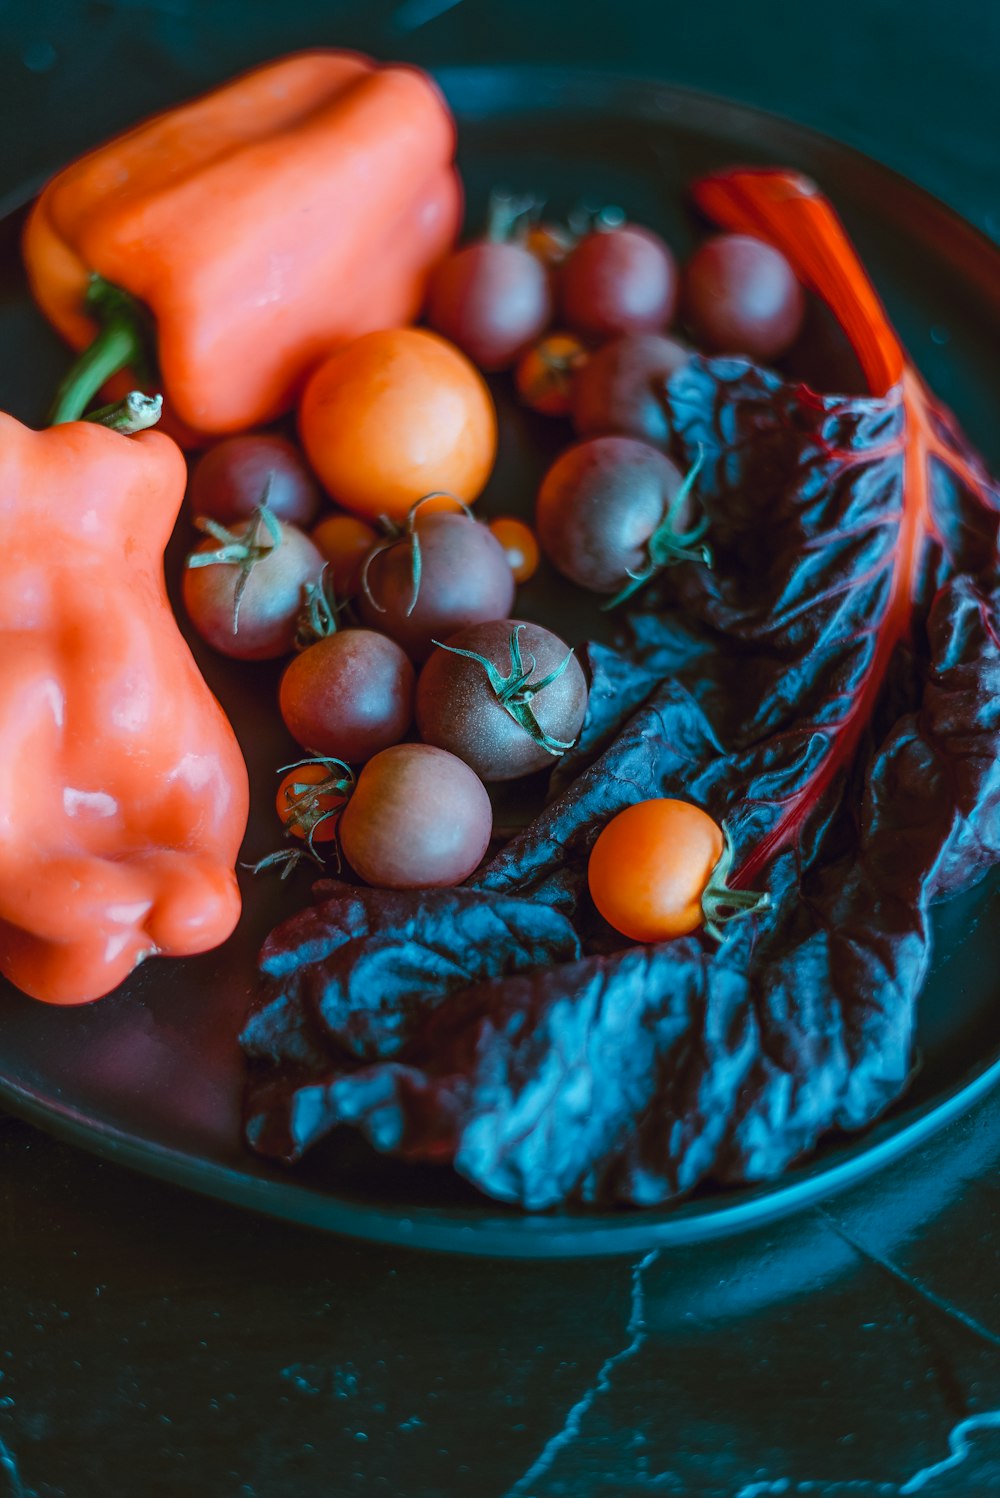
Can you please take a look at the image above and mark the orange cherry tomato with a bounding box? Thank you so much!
[488,517,540,583]
[514,332,588,416]
[298,328,497,523]
[275,763,349,844]
[310,513,379,597]
[525,223,575,269]
[588,799,724,942]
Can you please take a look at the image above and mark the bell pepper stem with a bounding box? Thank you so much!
[49,319,144,425]
[85,391,163,435]
[48,277,154,425]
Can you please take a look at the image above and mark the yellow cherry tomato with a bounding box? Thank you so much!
[299,328,497,522]
[488,517,540,583]
[588,798,724,942]
[310,513,379,597]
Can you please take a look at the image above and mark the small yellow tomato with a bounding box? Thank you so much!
[488,517,540,584]
[588,799,724,942]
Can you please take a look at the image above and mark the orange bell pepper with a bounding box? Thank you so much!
[0,398,249,1005]
[23,50,461,440]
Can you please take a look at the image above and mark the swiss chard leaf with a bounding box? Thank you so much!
[242,170,1000,1209]
[242,881,582,1077]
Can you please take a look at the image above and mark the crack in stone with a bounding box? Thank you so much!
[819,1212,1000,1352]
[503,1248,660,1498]
[734,1482,897,1496]
[0,1433,28,1498]
[899,1409,1000,1495]
[903,1297,970,1426]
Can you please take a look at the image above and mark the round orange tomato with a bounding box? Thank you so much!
[275,762,351,845]
[298,328,497,523]
[588,798,724,942]
[488,516,540,583]
[310,513,379,597]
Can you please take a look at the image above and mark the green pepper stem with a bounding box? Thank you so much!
[85,391,162,435]
[49,318,143,425]
[49,277,153,425]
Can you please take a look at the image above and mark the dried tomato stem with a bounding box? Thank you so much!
[245,757,358,878]
[243,846,324,880]
[277,756,355,854]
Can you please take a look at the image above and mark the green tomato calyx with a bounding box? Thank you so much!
[186,484,282,635]
[700,828,771,943]
[604,446,712,611]
[433,624,577,758]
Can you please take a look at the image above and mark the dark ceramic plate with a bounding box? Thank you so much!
[0,68,998,1258]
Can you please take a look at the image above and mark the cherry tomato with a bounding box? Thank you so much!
[426,241,552,371]
[188,434,321,527]
[487,517,540,584]
[681,234,805,361]
[279,629,415,762]
[183,513,325,660]
[588,799,724,942]
[536,436,701,596]
[525,222,575,268]
[311,513,379,598]
[514,333,588,416]
[560,224,677,340]
[275,762,349,844]
[358,507,515,663]
[298,329,497,523]
[339,744,492,889]
[570,333,689,445]
[416,620,588,781]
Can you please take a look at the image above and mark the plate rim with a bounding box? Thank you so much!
[2,63,999,1258]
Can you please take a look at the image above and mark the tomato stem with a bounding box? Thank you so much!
[243,846,325,880]
[295,566,345,649]
[701,830,770,942]
[277,755,355,859]
[246,757,358,878]
[432,624,577,758]
[603,446,711,610]
[486,188,542,244]
[360,492,472,619]
[567,202,625,237]
[49,276,156,425]
[186,489,282,635]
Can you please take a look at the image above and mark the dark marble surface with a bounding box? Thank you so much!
[1,3,999,1495]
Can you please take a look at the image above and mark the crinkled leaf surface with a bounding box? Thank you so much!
[242,171,1000,1210]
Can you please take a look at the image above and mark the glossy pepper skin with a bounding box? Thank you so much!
[23,50,461,439]
[0,413,249,1005]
